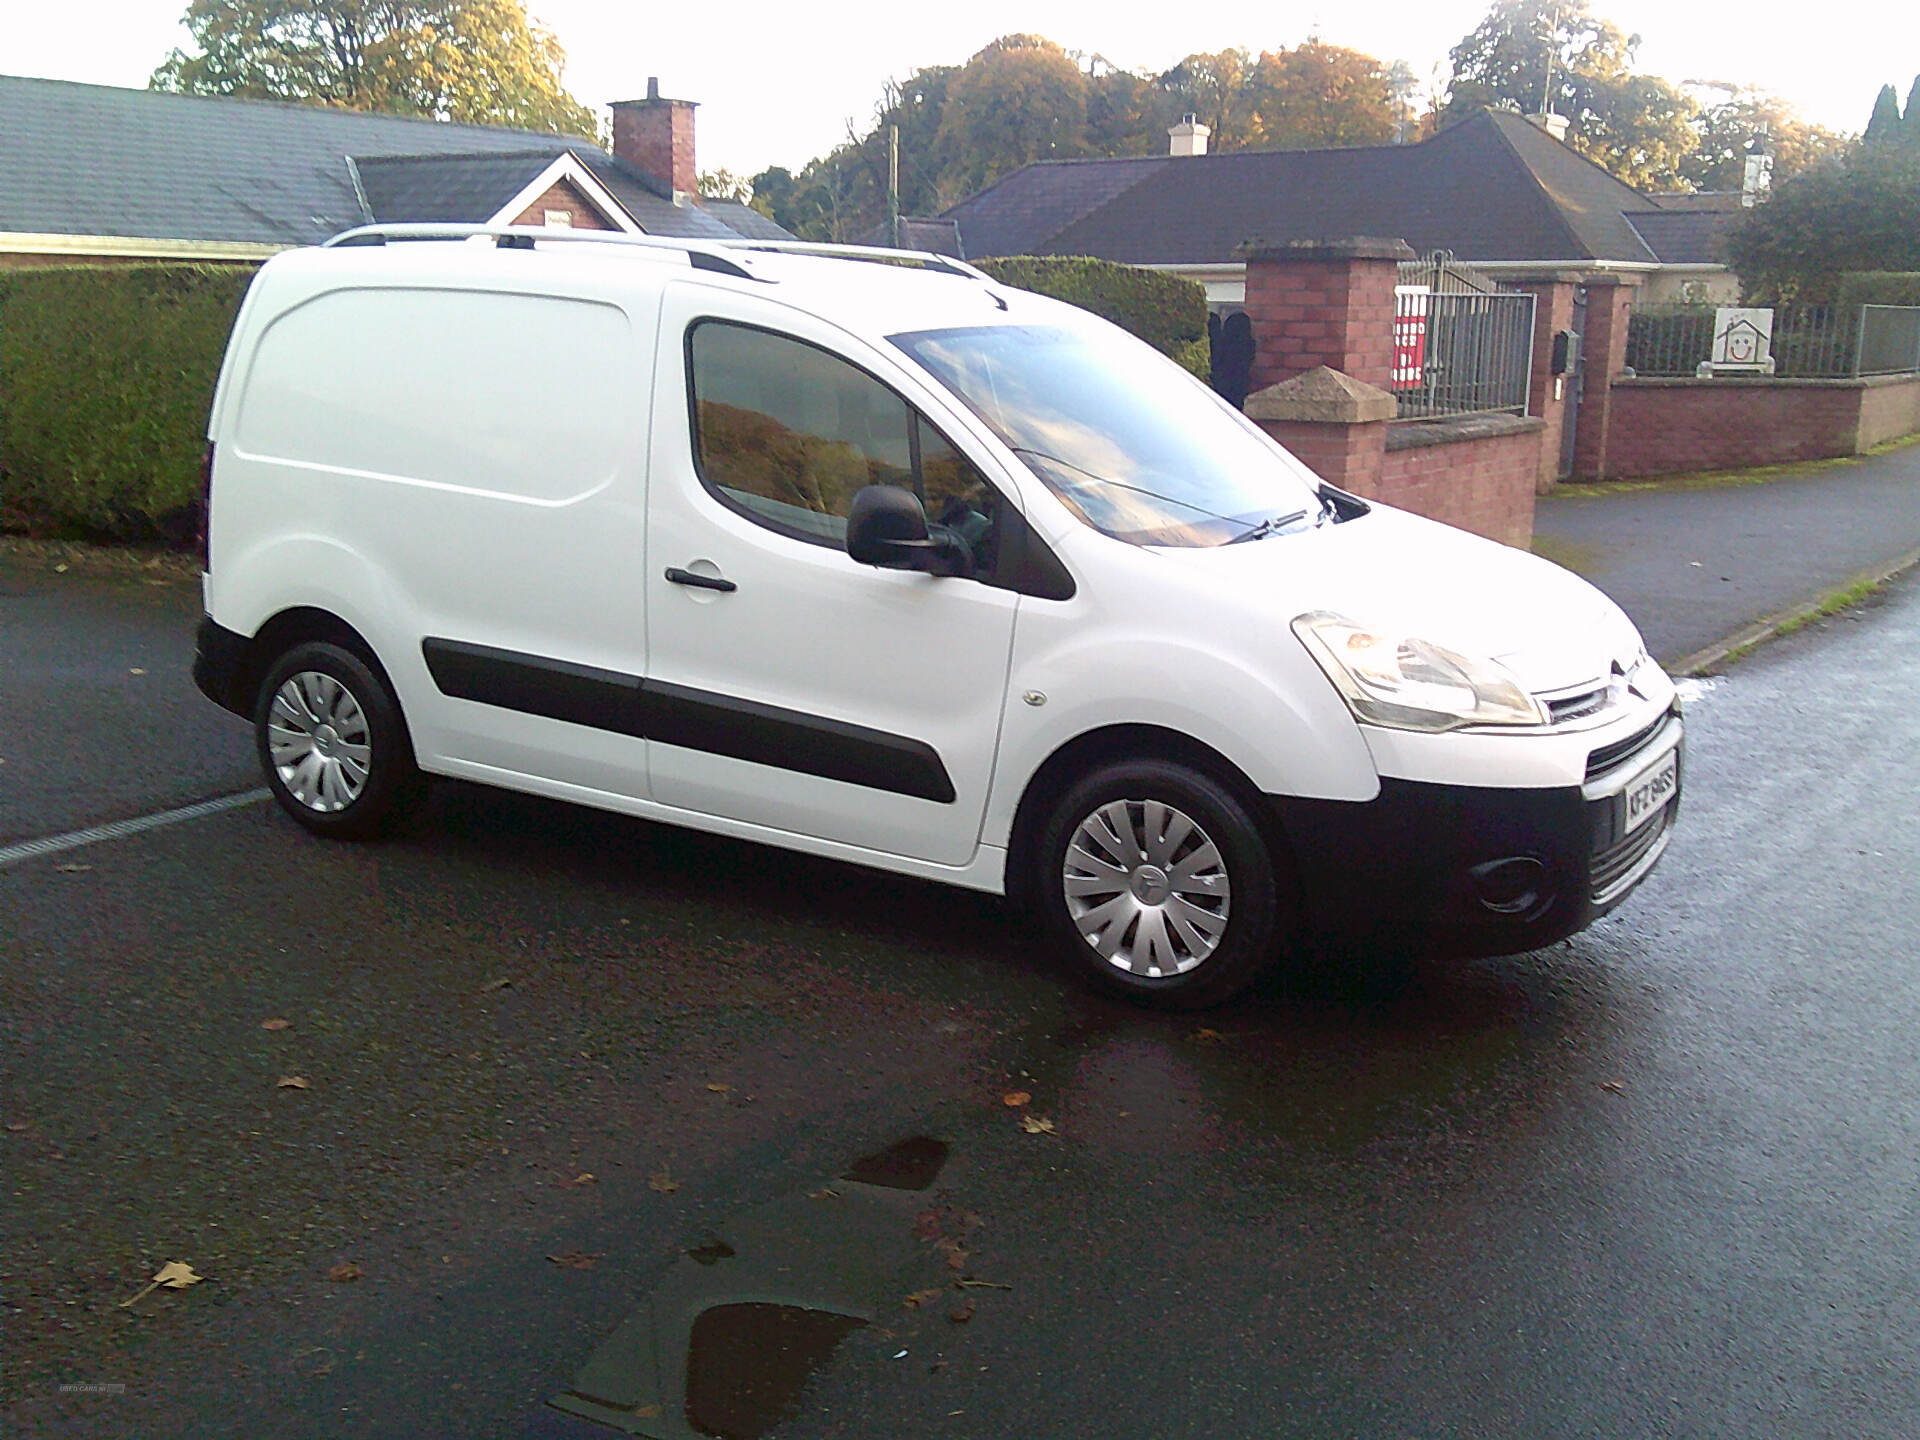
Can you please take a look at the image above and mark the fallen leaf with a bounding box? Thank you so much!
[53,563,68,573]
[129,667,147,676]
[569,1172,596,1187]
[705,1082,731,1094]
[1001,1091,1031,1108]
[808,1187,840,1200]
[648,1168,680,1195]
[120,1260,204,1307]
[1190,1028,1224,1045]
[546,1251,599,1270]
[902,1287,946,1310]
[955,1279,1013,1291]
[276,1075,310,1090]
[632,1405,661,1420]
[948,1301,975,1324]
[1018,1115,1056,1135]
[1597,1080,1627,1094]
[261,1018,291,1032]
[54,862,92,873]
[936,1238,969,1272]
[4,1122,28,1133]
[478,975,514,993]
[328,1262,363,1283]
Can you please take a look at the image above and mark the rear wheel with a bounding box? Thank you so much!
[1032,759,1284,1009]
[254,642,421,839]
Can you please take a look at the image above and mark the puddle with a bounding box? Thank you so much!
[685,1304,869,1440]
[841,1135,948,1191]
[552,1138,950,1439]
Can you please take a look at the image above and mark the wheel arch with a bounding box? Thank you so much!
[241,607,396,718]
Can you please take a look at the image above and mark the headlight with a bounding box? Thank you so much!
[1292,611,1548,732]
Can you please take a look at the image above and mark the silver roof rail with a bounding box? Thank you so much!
[320,223,761,279]
[319,224,991,285]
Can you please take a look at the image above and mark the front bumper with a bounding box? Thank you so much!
[1269,707,1682,958]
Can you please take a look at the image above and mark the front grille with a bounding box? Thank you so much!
[1591,808,1671,903]
[1586,713,1668,783]
[1549,685,1610,724]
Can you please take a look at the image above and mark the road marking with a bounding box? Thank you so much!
[0,789,272,870]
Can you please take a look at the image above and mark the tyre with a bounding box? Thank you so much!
[1031,759,1285,1009]
[254,641,422,839]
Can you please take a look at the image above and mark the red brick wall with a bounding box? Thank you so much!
[1514,279,1576,492]
[1259,418,1387,495]
[1601,377,1920,478]
[1244,256,1399,393]
[1570,278,1636,480]
[1378,420,1543,547]
[510,179,616,230]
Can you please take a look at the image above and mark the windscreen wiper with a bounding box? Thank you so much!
[1224,508,1310,544]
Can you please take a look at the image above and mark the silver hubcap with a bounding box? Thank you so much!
[1063,799,1231,978]
[269,671,371,813]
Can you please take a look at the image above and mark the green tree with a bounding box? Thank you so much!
[1251,41,1397,149]
[1724,148,1920,300]
[151,0,599,138]
[698,169,754,204]
[1443,0,1698,188]
[1905,77,1920,150]
[935,36,1090,195]
[1681,86,1844,191]
[1863,83,1903,149]
[1156,49,1262,150]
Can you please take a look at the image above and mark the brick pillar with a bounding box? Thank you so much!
[1571,274,1642,480]
[1237,237,1414,394]
[1511,276,1579,493]
[1244,366,1395,497]
[610,77,698,201]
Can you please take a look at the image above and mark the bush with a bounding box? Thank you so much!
[0,264,254,544]
[970,256,1211,379]
[1836,271,1920,309]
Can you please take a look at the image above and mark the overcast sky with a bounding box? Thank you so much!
[7,1,1908,177]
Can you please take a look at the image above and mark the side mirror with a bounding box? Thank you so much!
[846,484,933,567]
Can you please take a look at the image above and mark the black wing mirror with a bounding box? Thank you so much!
[846,485,971,576]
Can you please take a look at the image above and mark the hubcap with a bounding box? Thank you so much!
[1063,799,1231,978]
[268,671,371,813]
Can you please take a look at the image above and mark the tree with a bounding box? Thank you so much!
[1905,77,1920,150]
[151,0,599,139]
[698,169,754,204]
[1156,49,1262,151]
[1443,0,1698,189]
[1724,148,1920,300]
[1251,41,1396,150]
[1863,83,1903,149]
[934,36,1090,195]
[1681,86,1844,191]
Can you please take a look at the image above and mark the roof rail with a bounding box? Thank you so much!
[320,223,761,280]
[714,239,988,282]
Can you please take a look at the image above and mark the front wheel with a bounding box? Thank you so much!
[1031,759,1285,1009]
[254,642,421,840]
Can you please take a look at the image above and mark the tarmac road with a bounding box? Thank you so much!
[4,552,1919,1438]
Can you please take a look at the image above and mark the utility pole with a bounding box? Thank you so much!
[887,124,900,249]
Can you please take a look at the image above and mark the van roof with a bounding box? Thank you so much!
[273,223,1070,340]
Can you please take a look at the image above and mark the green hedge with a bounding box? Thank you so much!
[1,264,254,544]
[1836,271,1920,309]
[971,256,1211,379]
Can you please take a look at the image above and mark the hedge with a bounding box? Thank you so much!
[1836,272,1920,310]
[970,256,1211,379]
[0,264,254,544]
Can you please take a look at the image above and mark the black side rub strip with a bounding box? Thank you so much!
[420,638,955,804]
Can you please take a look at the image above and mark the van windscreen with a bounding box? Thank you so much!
[890,324,1325,548]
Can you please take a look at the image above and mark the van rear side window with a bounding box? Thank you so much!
[233,288,631,503]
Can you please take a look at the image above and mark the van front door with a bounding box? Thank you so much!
[640,287,1020,869]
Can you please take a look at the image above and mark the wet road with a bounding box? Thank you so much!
[5,554,1919,1438]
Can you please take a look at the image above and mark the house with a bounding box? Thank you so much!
[923,110,1744,305]
[0,73,789,265]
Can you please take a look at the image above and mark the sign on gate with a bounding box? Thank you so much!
[1393,287,1429,385]
[1699,308,1775,375]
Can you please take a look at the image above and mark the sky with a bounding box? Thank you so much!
[5,0,1910,178]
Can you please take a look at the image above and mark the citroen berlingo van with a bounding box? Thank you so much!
[194,225,1680,1007]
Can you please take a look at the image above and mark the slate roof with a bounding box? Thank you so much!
[852,216,965,256]
[1623,194,1745,265]
[941,111,1691,268]
[0,74,784,247]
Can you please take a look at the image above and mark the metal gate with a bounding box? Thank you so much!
[1559,285,1587,480]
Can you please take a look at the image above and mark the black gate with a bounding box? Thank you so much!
[1209,309,1254,409]
[1558,286,1587,479]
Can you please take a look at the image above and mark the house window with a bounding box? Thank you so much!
[543,210,573,228]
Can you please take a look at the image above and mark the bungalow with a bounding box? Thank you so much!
[0,72,789,265]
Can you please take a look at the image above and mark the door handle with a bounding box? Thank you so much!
[664,567,737,593]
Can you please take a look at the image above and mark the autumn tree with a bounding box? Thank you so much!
[934,36,1091,195]
[1252,41,1396,149]
[1443,0,1697,188]
[1157,50,1263,150]
[151,0,599,138]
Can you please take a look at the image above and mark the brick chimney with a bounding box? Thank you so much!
[611,77,697,204]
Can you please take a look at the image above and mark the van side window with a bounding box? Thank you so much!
[688,320,1001,575]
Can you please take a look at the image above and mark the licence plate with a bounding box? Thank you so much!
[1622,746,1678,835]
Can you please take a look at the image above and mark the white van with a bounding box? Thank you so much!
[194,225,1680,1007]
